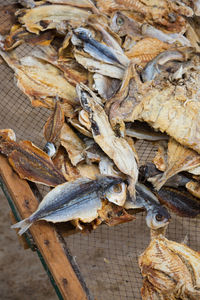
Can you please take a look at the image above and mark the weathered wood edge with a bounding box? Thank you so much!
[0,154,90,300]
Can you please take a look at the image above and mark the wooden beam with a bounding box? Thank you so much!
[0,154,89,300]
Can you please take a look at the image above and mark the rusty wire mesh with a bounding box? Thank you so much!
[1,3,200,300]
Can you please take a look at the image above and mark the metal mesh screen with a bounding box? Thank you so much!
[1,6,200,300]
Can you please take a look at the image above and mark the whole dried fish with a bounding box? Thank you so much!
[11,175,123,235]
[77,83,138,197]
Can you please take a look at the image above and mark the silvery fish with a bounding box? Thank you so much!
[125,183,171,229]
[73,27,122,65]
[11,175,122,235]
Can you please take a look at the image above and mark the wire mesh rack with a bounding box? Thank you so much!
[1,2,200,300]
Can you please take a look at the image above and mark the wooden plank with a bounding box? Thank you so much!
[0,154,88,300]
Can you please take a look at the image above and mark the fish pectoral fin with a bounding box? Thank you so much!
[11,218,32,236]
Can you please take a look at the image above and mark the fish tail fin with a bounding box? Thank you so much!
[11,218,32,235]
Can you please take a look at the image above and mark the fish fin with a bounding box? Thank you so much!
[11,218,32,235]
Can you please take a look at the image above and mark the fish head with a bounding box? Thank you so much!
[97,175,123,195]
[146,205,171,229]
[74,27,92,42]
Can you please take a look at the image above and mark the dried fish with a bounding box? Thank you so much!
[125,37,170,63]
[16,4,91,34]
[31,45,89,87]
[150,139,200,190]
[141,50,185,82]
[97,200,135,227]
[110,11,142,38]
[77,83,138,197]
[2,26,55,51]
[44,102,64,144]
[124,183,170,230]
[124,53,200,155]
[141,24,191,46]
[11,175,123,235]
[96,0,187,32]
[0,50,77,109]
[60,123,85,166]
[156,186,200,218]
[139,235,200,299]
[0,133,66,186]
[126,122,169,141]
[0,4,18,36]
[93,73,121,100]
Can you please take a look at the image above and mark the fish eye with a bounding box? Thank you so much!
[116,17,124,26]
[155,213,164,222]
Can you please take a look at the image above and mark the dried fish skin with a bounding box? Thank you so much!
[43,102,64,143]
[11,175,123,235]
[16,5,91,34]
[60,123,85,166]
[8,140,66,186]
[77,83,138,197]
[151,139,200,190]
[0,50,77,109]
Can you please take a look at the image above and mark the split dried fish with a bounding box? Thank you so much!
[16,4,92,34]
[11,175,122,235]
[139,235,200,299]
[0,132,66,186]
[0,49,77,109]
[77,83,138,197]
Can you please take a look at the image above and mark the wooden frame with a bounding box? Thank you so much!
[0,154,92,300]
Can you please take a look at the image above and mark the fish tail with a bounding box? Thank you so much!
[11,218,32,235]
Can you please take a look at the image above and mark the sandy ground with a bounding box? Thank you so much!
[0,188,56,300]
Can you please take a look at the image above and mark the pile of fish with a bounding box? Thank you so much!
[1,0,200,298]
